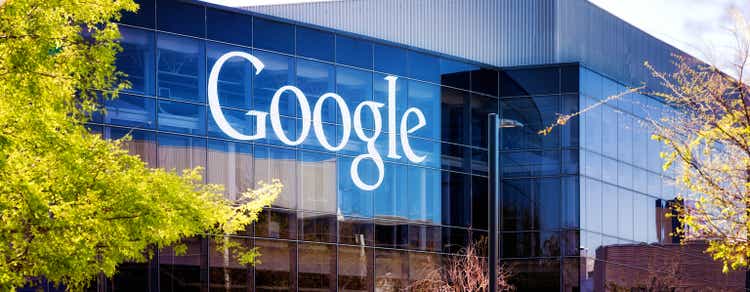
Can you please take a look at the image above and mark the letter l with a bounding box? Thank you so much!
[385,75,401,159]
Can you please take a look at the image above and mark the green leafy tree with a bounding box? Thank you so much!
[0,0,281,290]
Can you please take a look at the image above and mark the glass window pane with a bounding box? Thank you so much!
[254,209,298,240]
[296,27,334,61]
[374,72,407,136]
[441,143,469,172]
[561,65,579,93]
[441,87,469,144]
[252,50,295,115]
[500,67,560,97]
[159,238,205,291]
[584,178,602,232]
[505,259,560,291]
[407,167,441,224]
[118,27,155,96]
[471,68,498,96]
[206,140,253,199]
[120,0,155,28]
[374,44,407,76]
[255,239,296,291]
[374,162,409,219]
[338,217,374,246]
[561,94,579,148]
[562,176,579,228]
[336,66,373,127]
[207,107,255,139]
[296,59,336,123]
[206,8,251,46]
[375,249,408,291]
[439,58,475,90]
[501,95,559,149]
[254,145,297,209]
[502,150,561,177]
[441,172,470,227]
[104,94,156,129]
[374,220,409,249]
[157,33,206,102]
[618,188,634,240]
[253,18,293,54]
[156,0,204,37]
[407,81,440,140]
[299,212,337,243]
[471,176,488,230]
[407,51,439,83]
[408,252,441,286]
[335,35,372,69]
[106,127,157,167]
[298,243,336,290]
[157,100,206,135]
[338,246,373,292]
[470,94,498,147]
[208,236,250,292]
[338,156,374,217]
[408,224,442,252]
[601,105,618,158]
[299,150,337,213]
[207,42,253,109]
[157,133,206,175]
[602,183,618,236]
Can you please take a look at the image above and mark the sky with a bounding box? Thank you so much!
[203,0,742,70]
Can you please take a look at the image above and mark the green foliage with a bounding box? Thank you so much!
[0,0,281,290]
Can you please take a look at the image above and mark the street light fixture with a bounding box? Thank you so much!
[488,113,523,292]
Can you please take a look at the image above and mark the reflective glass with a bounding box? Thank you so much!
[375,249,408,291]
[500,67,559,97]
[254,145,297,209]
[206,8,251,46]
[580,67,603,99]
[338,156,373,217]
[207,107,254,139]
[441,143,469,172]
[252,50,294,115]
[562,176,579,228]
[408,252,441,285]
[374,220,409,249]
[617,188,634,240]
[208,237,250,292]
[253,18,294,54]
[374,72,407,134]
[582,96,602,153]
[336,66,373,128]
[299,212,337,243]
[502,178,560,231]
[296,59,335,122]
[502,150,561,177]
[618,112,634,163]
[501,95,559,149]
[441,171,470,227]
[254,209,297,239]
[441,227,468,253]
[471,68,498,96]
[255,239,296,291]
[120,0,154,28]
[103,94,155,129]
[407,51,440,83]
[440,87,469,144]
[298,243,336,290]
[118,27,155,96]
[584,178,602,232]
[471,176,488,230]
[505,259,561,291]
[373,162,409,219]
[206,140,253,199]
[408,224,442,252]
[439,58,475,90]
[335,35,372,69]
[407,80,441,140]
[338,217,374,246]
[374,44,407,76]
[602,183,618,236]
[470,94,498,147]
[106,127,157,167]
[338,246,373,292]
[296,27,334,62]
[157,33,206,102]
[159,238,204,291]
[407,167,441,224]
[560,94,579,147]
[206,42,253,109]
[157,133,206,175]
[299,150,337,213]
[471,148,488,176]
[601,104,618,158]
[561,65,579,93]
[156,0,204,37]
[157,100,206,135]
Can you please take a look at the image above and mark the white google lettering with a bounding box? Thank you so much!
[208,51,427,190]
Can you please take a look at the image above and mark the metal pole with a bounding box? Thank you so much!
[488,113,500,292]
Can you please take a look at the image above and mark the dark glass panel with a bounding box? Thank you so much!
[296,59,335,123]
[251,50,295,115]
[108,262,149,291]
[441,171,471,227]
[121,0,155,28]
[500,67,560,97]
[254,239,296,291]
[441,227,469,254]
[254,208,298,240]
[299,150,337,213]
[338,246,373,292]
[441,143,469,172]
[156,0,204,37]
[501,150,561,177]
[561,94,580,148]
[561,65,579,93]
[502,231,536,258]
[157,33,206,102]
[407,51,440,83]
[339,217,374,246]
[408,224,442,252]
[254,145,297,209]
[335,35,373,69]
[374,249,409,291]
[157,100,206,135]
[439,58,475,90]
[118,27,155,96]
[500,95,559,149]
[505,259,561,291]
[562,149,579,175]
[206,42,253,109]
[374,220,409,249]
[106,127,157,167]
[299,212,337,243]
[408,252,442,286]
[206,140,253,200]
[157,133,206,176]
[502,178,561,231]
[159,237,205,292]
[103,94,155,129]
[562,257,580,292]
[296,27,334,62]
[373,162,408,219]
[374,44,407,76]
[471,230,489,257]
[253,18,294,54]
[562,230,580,256]
[206,8,251,46]
[440,87,469,144]
[471,176,489,230]
[297,243,336,291]
[470,68,498,96]
[470,94,498,147]
[208,237,250,292]
[562,176,579,229]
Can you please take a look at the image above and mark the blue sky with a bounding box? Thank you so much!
[204,0,741,69]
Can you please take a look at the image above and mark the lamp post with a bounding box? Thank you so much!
[488,113,523,292]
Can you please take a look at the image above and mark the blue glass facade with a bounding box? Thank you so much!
[83,0,746,291]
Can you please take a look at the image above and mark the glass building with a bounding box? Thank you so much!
[85,0,746,291]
